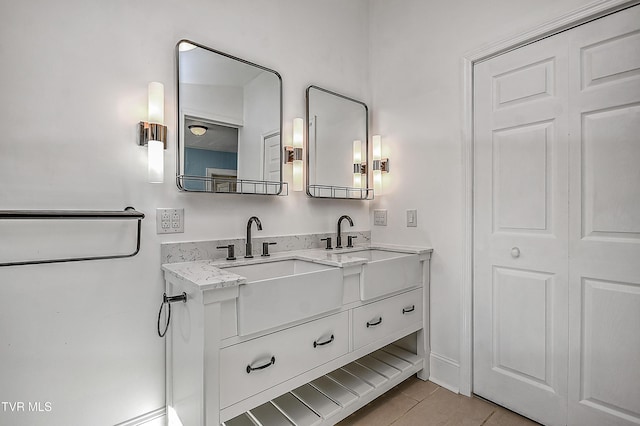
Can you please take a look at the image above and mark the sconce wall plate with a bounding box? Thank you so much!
[138,122,168,148]
[284,146,303,164]
[373,158,389,173]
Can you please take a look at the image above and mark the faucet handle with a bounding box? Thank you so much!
[320,237,333,250]
[216,244,236,261]
[261,242,277,257]
[347,236,357,248]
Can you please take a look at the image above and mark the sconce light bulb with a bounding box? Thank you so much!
[373,135,382,161]
[373,170,382,194]
[293,118,304,148]
[353,140,362,164]
[148,82,164,124]
[353,173,362,189]
[148,139,164,183]
[293,160,303,192]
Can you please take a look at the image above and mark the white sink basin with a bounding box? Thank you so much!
[347,249,422,300]
[223,259,343,336]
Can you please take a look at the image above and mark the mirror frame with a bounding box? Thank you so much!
[175,39,285,195]
[305,85,372,200]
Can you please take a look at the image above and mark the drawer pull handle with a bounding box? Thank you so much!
[402,305,416,314]
[313,334,335,348]
[366,317,383,328]
[246,356,276,374]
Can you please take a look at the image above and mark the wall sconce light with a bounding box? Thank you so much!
[284,118,304,191]
[138,82,167,183]
[353,140,365,188]
[188,125,208,136]
[372,135,389,194]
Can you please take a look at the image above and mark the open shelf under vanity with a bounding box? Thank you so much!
[223,344,422,426]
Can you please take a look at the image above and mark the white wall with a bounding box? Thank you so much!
[369,0,597,391]
[0,0,370,425]
[238,72,280,181]
[179,83,244,124]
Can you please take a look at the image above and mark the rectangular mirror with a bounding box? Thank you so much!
[306,86,371,199]
[177,40,284,195]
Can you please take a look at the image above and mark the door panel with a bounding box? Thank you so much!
[568,6,640,426]
[580,278,640,419]
[493,58,555,108]
[493,121,553,232]
[582,105,640,239]
[476,6,640,426]
[492,267,554,387]
[474,30,569,426]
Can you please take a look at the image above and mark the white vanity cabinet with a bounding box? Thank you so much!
[220,311,350,408]
[352,288,423,350]
[162,247,432,426]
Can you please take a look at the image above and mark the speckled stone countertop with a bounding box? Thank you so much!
[162,243,432,292]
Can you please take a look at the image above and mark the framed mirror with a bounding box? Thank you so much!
[176,40,284,195]
[305,86,372,199]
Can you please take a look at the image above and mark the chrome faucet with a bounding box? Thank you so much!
[245,216,262,258]
[336,215,354,248]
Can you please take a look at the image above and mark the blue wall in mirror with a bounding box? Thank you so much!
[184,148,237,191]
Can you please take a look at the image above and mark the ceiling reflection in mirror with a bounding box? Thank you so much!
[177,40,284,195]
[306,86,371,199]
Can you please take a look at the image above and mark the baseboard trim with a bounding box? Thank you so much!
[429,352,460,393]
[114,407,166,426]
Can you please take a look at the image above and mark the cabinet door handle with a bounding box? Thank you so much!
[402,305,416,314]
[366,317,383,328]
[313,334,335,348]
[246,356,276,374]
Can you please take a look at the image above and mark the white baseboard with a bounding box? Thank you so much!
[429,352,460,393]
[114,407,166,426]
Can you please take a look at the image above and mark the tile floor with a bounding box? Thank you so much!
[337,377,540,426]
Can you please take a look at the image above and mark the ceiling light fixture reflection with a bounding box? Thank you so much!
[188,125,208,136]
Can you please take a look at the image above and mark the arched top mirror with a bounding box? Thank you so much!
[305,86,372,199]
[176,40,284,195]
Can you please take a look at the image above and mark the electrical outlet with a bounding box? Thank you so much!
[374,209,387,226]
[407,209,417,227]
[157,208,184,234]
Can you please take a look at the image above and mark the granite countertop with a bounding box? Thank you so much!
[162,243,433,292]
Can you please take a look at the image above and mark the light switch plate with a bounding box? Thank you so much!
[157,208,184,234]
[374,209,387,226]
[407,209,417,227]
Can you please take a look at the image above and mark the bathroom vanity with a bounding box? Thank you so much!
[162,243,431,426]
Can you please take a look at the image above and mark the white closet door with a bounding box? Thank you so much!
[473,31,570,426]
[567,7,640,426]
[474,5,640,426]
[263,133,281,182]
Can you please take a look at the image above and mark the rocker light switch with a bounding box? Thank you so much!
[407,209,417,227]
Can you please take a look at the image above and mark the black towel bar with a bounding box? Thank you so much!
[0,206,145,267]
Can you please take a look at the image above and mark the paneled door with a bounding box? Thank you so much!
[474,5,640,426]
[262,132,281,182]
[473,29,570,426]
[567,7,640,426]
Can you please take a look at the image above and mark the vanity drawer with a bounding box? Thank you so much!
[220,310,349,408]
[352,288,423,350]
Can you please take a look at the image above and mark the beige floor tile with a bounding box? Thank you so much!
[337,389,419,426]
[483,407,541,426]
[395,377,440,402]
[390,388,496,426]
